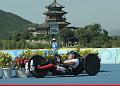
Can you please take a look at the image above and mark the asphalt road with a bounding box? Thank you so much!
[0,64,120,84]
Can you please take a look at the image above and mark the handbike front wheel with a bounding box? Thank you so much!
[28,55,48,78]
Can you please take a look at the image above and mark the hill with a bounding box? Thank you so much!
[0,10,33,40]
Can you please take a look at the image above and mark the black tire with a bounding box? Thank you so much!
[73,58,84,75]
[28,55,48,78]
[84,54,100,76]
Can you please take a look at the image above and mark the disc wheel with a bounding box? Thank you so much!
[28,55,48,78]
[84,54,100,76]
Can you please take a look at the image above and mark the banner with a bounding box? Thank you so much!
[0,48,120,64]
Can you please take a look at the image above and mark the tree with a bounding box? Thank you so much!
[0,41,2,49]
[59,28,75,43]
[9,31,34,41]
[74,23,110,48]
[103,29,108,36]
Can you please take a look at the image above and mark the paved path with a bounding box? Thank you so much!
[0,64,120,84]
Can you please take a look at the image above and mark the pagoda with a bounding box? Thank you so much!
[44,0,70,29]
[27,0,70,35]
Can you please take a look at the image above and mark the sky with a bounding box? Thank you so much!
[0,0,120,31]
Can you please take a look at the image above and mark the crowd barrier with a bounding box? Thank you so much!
[0,48,120,64]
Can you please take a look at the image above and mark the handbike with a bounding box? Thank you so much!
[28,53,100,78]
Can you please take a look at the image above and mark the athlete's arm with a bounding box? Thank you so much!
[63,60,76,65]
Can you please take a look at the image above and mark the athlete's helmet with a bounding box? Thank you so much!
[67,51,78,58]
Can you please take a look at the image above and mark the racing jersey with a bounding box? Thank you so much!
[64,59,80,68]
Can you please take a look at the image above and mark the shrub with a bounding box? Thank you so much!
[14,57,29,69]
[20,50,45,58]
[79,48,99,57]
[0,52,12,68]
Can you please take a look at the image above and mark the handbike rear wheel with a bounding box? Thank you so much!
[84,54,100,76]
[28,55,48,78]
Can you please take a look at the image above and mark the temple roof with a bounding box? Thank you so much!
[44,10,67,15]
[56,21,71,25]
[38,22,49,28]
[46,0,64,9]
[38,21,70,28]
[27,27,37,31]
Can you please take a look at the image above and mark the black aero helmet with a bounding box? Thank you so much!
[67,51,78,58]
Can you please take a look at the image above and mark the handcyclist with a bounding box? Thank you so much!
[36,51,83,74]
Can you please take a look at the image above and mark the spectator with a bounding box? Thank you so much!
[51,38,59,54]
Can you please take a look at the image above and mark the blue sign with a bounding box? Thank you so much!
[49,22,59,34]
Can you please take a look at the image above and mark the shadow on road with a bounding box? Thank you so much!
[99,70,111,72]
[44,70,111,78]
